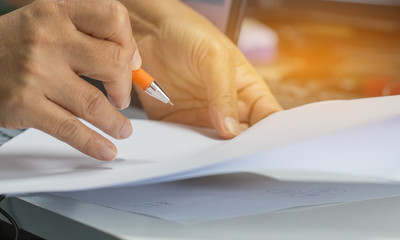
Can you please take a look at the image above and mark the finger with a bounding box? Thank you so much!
[235,52,282,125]
[32,98,118,161]
[44,69,133,140]
[161,108,213,128]
[67,32,134,109]
[249,94,282,125]
[62,0,140,109]
[201,48,241,139]
[63,0,133,47]
[237,79,282,125]
[240,123,250,132]
[101,38,141,109]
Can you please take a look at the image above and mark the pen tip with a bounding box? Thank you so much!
[168,101,174,106]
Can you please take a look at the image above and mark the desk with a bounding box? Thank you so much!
[2,194,400,240]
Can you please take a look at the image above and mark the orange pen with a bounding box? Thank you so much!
[131,68,173,106]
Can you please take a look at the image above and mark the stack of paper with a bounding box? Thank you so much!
[1,96,400,221]
[55,173,400,222]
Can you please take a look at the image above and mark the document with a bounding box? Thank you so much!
[56,173,400,222]
[0,96,400,196]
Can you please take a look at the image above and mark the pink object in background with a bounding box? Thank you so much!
[238,18,279,63]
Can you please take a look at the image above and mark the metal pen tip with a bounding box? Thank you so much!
[168,101,174,106]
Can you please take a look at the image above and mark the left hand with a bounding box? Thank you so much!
[121,0,282,139]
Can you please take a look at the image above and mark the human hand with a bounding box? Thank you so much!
[121,0,282,139]
[0,0,140,160]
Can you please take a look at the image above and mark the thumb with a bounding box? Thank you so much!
[202,50,241,139]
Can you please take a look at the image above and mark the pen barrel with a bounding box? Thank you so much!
[132,68,154,90]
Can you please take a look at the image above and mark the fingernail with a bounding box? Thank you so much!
[224,117,242,136]
[131,50,142,70]
[123,95,131,109]
[240,123,249,131]
[119,119,132,139]
[99,145,117,161]
[108,96,122,110]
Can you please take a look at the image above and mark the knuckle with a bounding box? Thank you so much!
[207,41,224,55]
[197,39,227,67]
[82,90,105,118]
[54,118,80,141]
[220,94,236,106]
[210,94,237,109]
[19,13,38,46]
[29,26,49,46]
[111,47,124,68]
[20,15,51,49]
[204,41,225,60]
[108,1,129,28]
[21,60,42,77]
[27,0,59,22]
[79,135,96,155]
[107,46,130,70]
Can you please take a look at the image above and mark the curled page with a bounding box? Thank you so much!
[0,96,399,195]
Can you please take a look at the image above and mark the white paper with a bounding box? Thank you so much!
[1,96,400,195]
[56,173,400,222]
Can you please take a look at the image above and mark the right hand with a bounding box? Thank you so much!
[0,0,141,160]
[120,0,281,139]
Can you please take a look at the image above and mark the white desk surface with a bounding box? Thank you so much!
[2,194,400,240]
[2,107,400,239]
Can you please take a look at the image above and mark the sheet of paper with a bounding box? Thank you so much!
[190,113,400,182]
[56,173,400,222]
[1,96,400,195]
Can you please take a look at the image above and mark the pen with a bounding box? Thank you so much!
[131,68,173,106]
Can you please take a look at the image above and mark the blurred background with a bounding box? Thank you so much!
[2,0,399,111]
[237,0,400,108]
